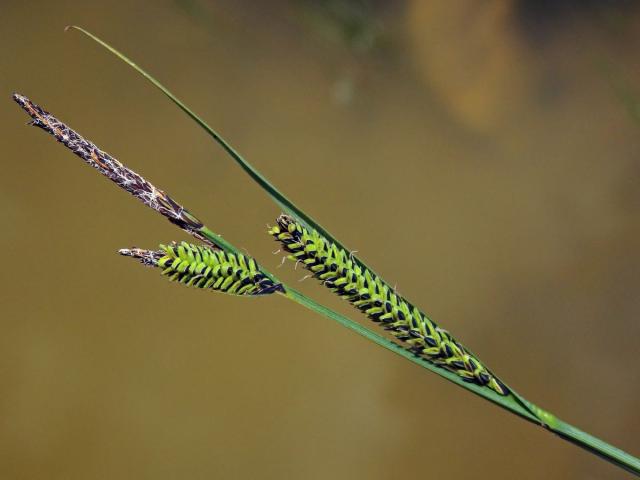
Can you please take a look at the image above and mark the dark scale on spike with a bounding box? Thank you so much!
[443,344,454,358]
[269,214,509,396]
[425,336,438,348]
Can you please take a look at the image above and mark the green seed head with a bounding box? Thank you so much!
[120,242,282,296]
[269,214,508,395]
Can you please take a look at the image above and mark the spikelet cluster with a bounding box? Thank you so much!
[269,215,508,395]
[13,94,206,240]
[120,242,282,296]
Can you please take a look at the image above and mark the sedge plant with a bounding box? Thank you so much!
[11,26,640,477]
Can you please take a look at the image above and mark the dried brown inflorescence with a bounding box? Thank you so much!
[12,93,206,240]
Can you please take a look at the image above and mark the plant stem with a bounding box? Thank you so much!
[48,25,640,476]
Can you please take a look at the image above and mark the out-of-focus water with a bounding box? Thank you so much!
[1,1,639,479]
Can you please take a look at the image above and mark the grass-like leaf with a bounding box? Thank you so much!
[19,26,640,476]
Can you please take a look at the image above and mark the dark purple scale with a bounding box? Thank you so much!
[424,336,438,347]
[449,360,466,370]
[409,345,424,355]
[468,358,479,371]
[408,329,423,339]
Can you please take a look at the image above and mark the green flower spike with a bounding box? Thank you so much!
[120,242,282,296]
[269,214,508,395]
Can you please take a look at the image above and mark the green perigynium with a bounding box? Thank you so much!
[269,214,509,395]
[119,242,282,296]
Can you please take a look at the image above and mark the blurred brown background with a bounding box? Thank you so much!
[1,1,639,478]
